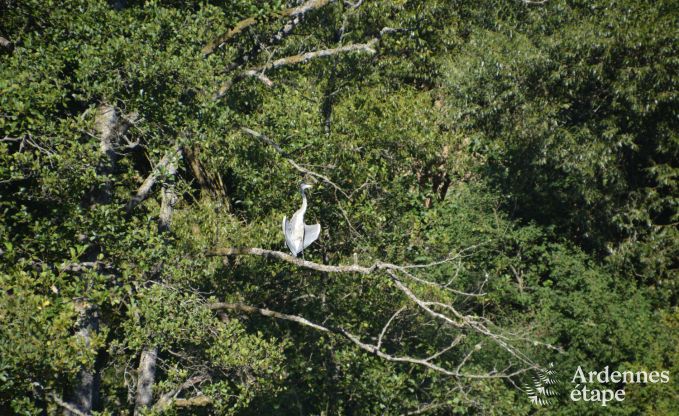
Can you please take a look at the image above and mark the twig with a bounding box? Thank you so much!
[377,306,406,350]
[240,128,349,198]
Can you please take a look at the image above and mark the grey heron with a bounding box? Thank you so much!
[282,183,321,257]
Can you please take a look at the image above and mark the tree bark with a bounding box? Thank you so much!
[66,104,132,414]
[65,301,99,416]
[133,147,182,414]
[133,347,158,415]
[157,150,180,233]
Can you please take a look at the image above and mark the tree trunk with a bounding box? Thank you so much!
[65,301,99,416]
[66,104,132,414]
[133,149,182,414]
[133,347,158,415]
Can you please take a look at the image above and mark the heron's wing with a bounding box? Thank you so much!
[282,216,299,256]
[303,223,321,249]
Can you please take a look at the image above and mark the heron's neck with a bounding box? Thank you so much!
[300,189,307,212]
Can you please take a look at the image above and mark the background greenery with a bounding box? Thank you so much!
[1,0,676,414]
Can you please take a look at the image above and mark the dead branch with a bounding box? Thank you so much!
[254,38,378,72]
[125,147,182,213]
[202,0,335,55]
[208,247,475,278]
[215,27,398,98]
[207,247,551,368]
[208,302,331,332]
[377,306,406,350]
[242,70,274,87]
[230,0,342,72]
[208,247,386,274]
[209,302,534,379]
[386,271,465,328]
[1,136,22,143]
[174,395,211,407]
[153,374,211,412]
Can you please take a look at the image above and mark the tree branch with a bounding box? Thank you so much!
[240,127,349,198]
[208,247,385,274]
[208,302,331,333]
[134,146,182,414]
[202,0,335,56]
[208,247,551,369]
[208,247,472,278]
[153,374,211,412]
[49,393,88,416]
[215,27,398,98]
[242,70,274,87]
[253,38,379,72]
[209,302,534,379]
[377,306,406,350]
[126,147,182,213]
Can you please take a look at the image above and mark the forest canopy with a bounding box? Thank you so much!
[0,0,677,415]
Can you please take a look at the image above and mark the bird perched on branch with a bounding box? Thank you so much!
[282,183,321,257]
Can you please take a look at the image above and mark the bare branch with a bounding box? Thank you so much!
[126,147,182,213]
[377,306,407,350]
[202,0,336,55]
[49,393,88,416]
[455,343,481,374]
[387,271,464,328]
[216,27,399,98]
[398,267,486,297]
[174,396,212,408]
[401,402,449,416]
[240,128,349,198]
[209,302,330,332]
[209,302,532,379]
[208,247,554,368]
[242,70,274,87]
[208,247,385,274]
[425,335,465,362]
[153,374,211,412]
[1,136,22,143]
[253,39,378,72]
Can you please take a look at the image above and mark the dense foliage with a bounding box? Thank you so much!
[1,0,676,415]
